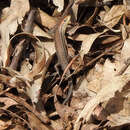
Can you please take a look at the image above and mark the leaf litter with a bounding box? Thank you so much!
[0,0,130,130]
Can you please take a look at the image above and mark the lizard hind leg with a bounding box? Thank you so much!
[63,80,73,105]
[54,63,63,77]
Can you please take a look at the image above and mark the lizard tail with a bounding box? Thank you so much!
[63,80,73,105]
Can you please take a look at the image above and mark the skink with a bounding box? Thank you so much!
[54,15,73,104]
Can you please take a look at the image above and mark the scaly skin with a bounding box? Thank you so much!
[54,16,73,104]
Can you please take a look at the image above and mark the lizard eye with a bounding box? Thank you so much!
[64,19,67,22]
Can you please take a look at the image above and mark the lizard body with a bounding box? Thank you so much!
[54,15,73,104]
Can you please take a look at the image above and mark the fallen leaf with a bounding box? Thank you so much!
[74,74,130,130]
[0,0,30,66]
[103,5,125,28]
[53,0,64,12]
[27,111,51,130]
[54,85,76,122]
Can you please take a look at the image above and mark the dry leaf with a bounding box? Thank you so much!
[0,97,17,109]
[33,24,52,38]
[54,85,76,122]
[24,42,46,80]
[0,0,30,67]
[101,35,121,44]
[0,120,11,130]
[36,9,57,29]
[108,115,130,127]
[50,120,64,130]
[103,5,125,28]
[0,1,130,129]
[26,78,42,104]
[53,0,64,12]
[76,30,107,59]
[74,74,130,130]
[121,37,130,62]
[27,111,50,130]
[20,58,32,75]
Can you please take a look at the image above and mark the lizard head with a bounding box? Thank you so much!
[61,15,71,33]
[63,15,71,24]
